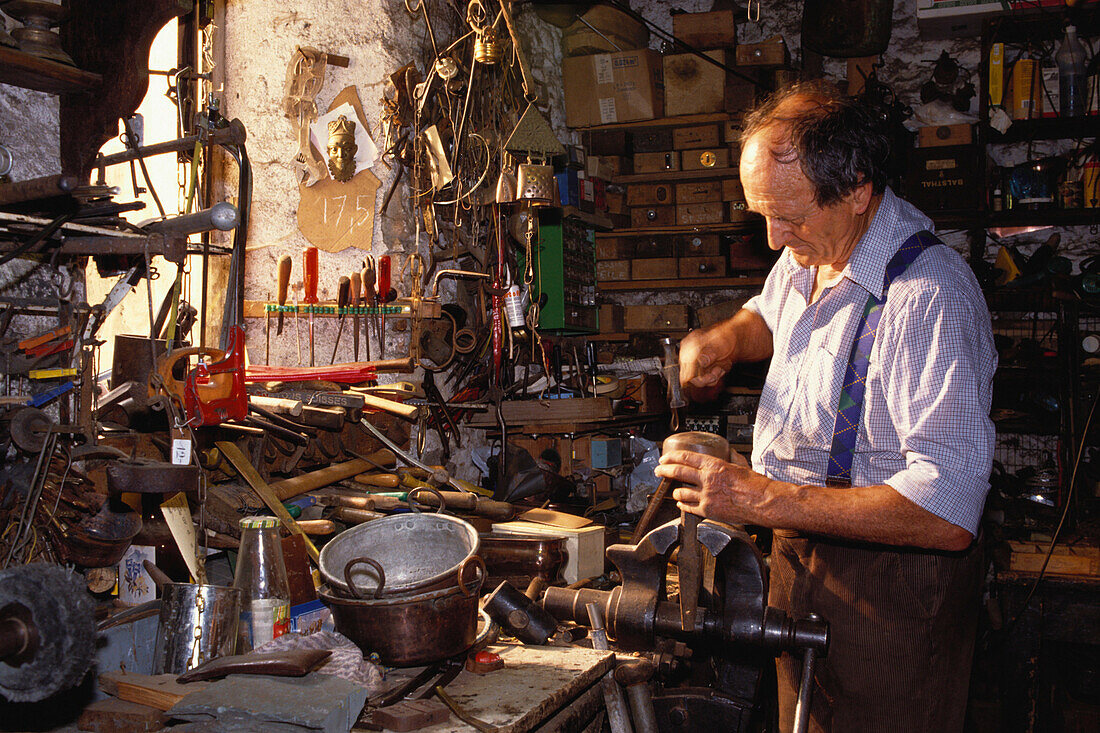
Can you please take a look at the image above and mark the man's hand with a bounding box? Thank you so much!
[655,449,764,525]
[679,327,734,403]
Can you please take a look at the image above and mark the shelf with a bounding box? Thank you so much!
[575,112,735,132]
[0,46,101,94]
[599,276,766,292]
[594,222,761,237]
[562,206,614,231]
[591,331,688,342]
[929,208,1100,231]
[613,168,739,185]
[988,116,1099,144]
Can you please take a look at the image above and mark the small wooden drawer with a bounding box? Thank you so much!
[679,234,721,256]
[677,201,725,226]
[595,237,633,261]
[634,151,680,174]
[632,128,675,153]
[634,236,673,258]
[675,180,723,205]
[596,260,631,282]
[680,147,730,172]
[626,183,674,207]
[631,205,677,228]
[679,256,727,278]
[721,178,745,201]
[632,257,677,280]
[673,125,721,150]
[623,305,691,332]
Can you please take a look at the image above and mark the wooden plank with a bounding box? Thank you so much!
[573,112,734,132]
[77,698,166,732]
[414,644,615,733]
[593,222,758,237]
[98,672,209,712]
[467,398,613,427]
[598,276,766,292]
[613,169,739,185]
[0,46,101,94]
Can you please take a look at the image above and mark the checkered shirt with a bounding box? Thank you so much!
[743,187,997,535]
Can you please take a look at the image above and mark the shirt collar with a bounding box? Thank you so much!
[843,187,902,300]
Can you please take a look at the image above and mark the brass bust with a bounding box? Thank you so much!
[326,115,357,182]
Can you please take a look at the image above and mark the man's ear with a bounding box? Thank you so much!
[849,180,874,215]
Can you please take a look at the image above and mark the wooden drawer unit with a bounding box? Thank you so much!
[626,183,674,207]
[632,257,677,280]
[631,205,676,228]
[633,236,673,258]
[624,305,691,332]
[634,151,680,174]
[723,119,743,143]
[595,237,633,261]
[677,201,725,226]
[675,180,723,204]
[721,177,745,201]
[632,129,674,153]
[672,9,736,49]
[728,200,759,222]
[679,256,727,278]
[679,234,721,256]
[585,129,629,156]
[673,124,721,150]
[681,147,730,172]
[596,259,631,282]
[736,36,789,67]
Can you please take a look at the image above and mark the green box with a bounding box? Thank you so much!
[523,210,598,334]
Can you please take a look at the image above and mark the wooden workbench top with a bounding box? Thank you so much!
[402,643,614,733]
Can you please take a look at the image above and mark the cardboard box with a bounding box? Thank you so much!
[634,151,680,173]
[664,50,728,116]
[492,521,605,584]
[675,180,723,204]
[681,147,731,171]
[563,49,663,128]
[679,256,727,278]
[677,201,725,225]
[631,205,676,228]
[736,35,789,67]
[632,257,677,279]
[624,304,691,331]
[673,9,737,49]
[626,183,674,206]
[902,144,981,212]
[596,259,631,282]
[673,125,721,150]
[918,123,973,148]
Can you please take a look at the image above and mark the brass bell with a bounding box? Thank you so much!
[516,158,555,205]
[473,26,503,65]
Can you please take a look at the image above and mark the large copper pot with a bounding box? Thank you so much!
[318,556,486,667]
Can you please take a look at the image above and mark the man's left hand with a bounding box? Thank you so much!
[655,449,764,526]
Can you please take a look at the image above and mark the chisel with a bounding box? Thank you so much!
[302,246,319,366]
[362,258,375,362]
[331,275,350,364]
[349,270,361,362]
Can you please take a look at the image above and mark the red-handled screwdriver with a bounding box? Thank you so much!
[302,246,318,366]
[377,254,390,360]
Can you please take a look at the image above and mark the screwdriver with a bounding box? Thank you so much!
[331,275,351,364]
[276,255,292,336]
[302,246,319,366]
[377,254,391,360]
[361,258,375,362]
[350,270,361,362]
[265,289,272,364]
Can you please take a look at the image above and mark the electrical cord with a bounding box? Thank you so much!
[1002,382,1100,635]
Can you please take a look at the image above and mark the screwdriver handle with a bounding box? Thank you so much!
[276,255,292,307]
[349,271,361,307]
[362,260,376,304]
[377,255,391,305]
[336,276,351,309]
[302,246,319,304]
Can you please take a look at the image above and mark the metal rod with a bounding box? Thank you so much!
[95,121,246,168]
[586,602,634,733]
[793,646,818,733]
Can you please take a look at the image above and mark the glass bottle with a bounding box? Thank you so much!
[233,516,291,651]
[1056,25,1087,117]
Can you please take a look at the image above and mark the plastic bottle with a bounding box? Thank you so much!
[233,516,291,651]
[1056,25,1087,117]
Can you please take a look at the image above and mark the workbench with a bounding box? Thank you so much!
[379,643,615,733]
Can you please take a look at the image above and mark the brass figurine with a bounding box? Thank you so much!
[326,115,357,182]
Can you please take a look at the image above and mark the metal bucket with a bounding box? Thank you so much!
[319,513,480,597]
[319,557,485,667]
[152,583,242,674]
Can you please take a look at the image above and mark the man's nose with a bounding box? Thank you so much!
[764,218,788,251]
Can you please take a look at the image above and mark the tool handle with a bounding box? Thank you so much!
[302,246,319,304]
[361,261,376,303]
[349,271,361,306]
[377,255,391,304]
[276,255,292,307]
[337,275,351,309]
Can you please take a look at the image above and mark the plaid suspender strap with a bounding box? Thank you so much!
[825,230,941,487]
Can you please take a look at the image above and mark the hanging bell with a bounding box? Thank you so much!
[473,26,503,65]
[495,167,518,204]
[516,157,555,205]
[434,56,458,80]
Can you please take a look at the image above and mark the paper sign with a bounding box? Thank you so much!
[160,492,202,583]
[172,438,192,465]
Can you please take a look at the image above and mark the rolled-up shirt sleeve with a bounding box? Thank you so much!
[878,282,997,537]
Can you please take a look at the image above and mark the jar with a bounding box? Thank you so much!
[233,516,291,651]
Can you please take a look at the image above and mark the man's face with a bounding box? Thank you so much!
[740,129,868,270]
[327,137,357,181]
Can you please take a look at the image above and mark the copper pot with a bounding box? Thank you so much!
[481,534,566,588]
[318,557,486,667]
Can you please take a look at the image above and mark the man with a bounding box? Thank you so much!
[654,82,996,732]
[326,114,358,182]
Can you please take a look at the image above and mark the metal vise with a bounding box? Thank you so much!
[542,519,829,732]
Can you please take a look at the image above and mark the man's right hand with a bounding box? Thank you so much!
[679,326,734,403]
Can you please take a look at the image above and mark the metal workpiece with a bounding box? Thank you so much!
[482,580,558,645]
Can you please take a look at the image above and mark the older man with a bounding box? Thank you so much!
[655,83,996,731]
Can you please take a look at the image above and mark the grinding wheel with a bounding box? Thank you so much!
[8,407,52,453]
[0,563,95,702]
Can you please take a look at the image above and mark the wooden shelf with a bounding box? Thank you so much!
[598,276,766,292]
[0,46,100,94]
[989,116,1099,144]
[574,112,735,132]
[591,330,689,341]
[594,222,760,237]
[930,208,1100,231]
[562,206,614,230]
[613,168,738,184]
